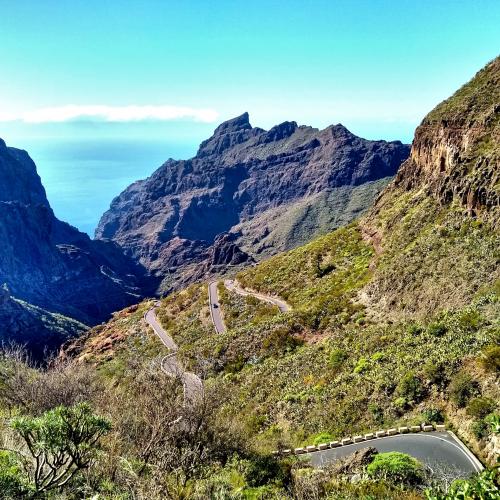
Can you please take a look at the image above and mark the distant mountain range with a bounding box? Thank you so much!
[0,111,409,356]
[96,115,409,291]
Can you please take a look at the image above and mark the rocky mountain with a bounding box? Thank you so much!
[96,115,409,291]
[67,58,500,498]
[0,140,150,356]
[361,55,500,318]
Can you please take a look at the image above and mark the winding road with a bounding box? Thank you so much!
[144,302,203,404]
[208,281,226,334]
[224,279,291,313]
[309,431,483,477]
[208,279,291,334]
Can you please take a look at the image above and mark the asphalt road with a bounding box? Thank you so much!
[224,279,291,313]
[144,303,203,403]
[208,281,226,333]
[308,431,482,478]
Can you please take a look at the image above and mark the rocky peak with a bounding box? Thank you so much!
[213,112,252,135]
[257,121,298,144]
[196,112,259,157]
[97,113,409,292]
[0,138,50,207]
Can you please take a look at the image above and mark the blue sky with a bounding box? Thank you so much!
[0,0,498,233]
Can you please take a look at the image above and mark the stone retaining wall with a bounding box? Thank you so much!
[276,423,446,456]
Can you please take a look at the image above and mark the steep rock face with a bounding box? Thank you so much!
[0,140,150,338]
[392,56,499,217]
[360,56,500,318]
[96,113,409,290]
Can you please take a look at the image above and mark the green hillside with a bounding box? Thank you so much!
[0,58,498,499]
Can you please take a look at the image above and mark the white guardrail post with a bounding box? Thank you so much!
[274,423,450,456]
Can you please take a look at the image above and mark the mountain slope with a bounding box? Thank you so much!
[0,140,150,356]
[73,57,499,475]
[96,115,409,291]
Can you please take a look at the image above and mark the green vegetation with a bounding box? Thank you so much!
[367,452,424,485]
[466,397,497,419]
[481,344,500,372]
[7,403,110,496]
[425,56,499,125]
[448,372,480,408]
[1,58,499,496]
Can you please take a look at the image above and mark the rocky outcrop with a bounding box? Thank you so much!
[96,113,409,290]
[392,56,500,218]
[0,140,151,351]
[359,56,500,320]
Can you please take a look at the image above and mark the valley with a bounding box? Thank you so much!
[0,54,498,499]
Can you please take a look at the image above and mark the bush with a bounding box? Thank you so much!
[423,407,444,424]
[0,451,27,498]
[312,432,334,446]
[448,373,480,407]
[397,372,425,404]
[329,349,347,369]
[353,357,369,374]
[367,452,424,485]
[471,419,490,440]
[427,322,447,337]
[425,468,500,499]
[10,403,111,496]
[242,455,291,488]
[423,360,448,388]
[408,323,423,336]
[262,327,302,356]
[466,397,497,419]
[368,403,384,423]
[480,345,500,373]
[486,413,500,434]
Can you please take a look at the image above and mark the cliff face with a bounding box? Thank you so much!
[361,56,500,319]
[0,140,149,343]
[392,56,499,217]
[96,114,409,290]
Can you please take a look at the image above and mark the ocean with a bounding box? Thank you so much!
[24,139,198,236]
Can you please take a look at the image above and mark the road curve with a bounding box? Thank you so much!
[208,281,226,333]
[224,279,291,313]
[309,431,483,478]
[144,303,203,404]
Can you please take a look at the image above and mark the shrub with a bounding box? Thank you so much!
[397,372,425,404]
[367,452,424,484]
[371,352,385,362]
[486,413,500,434]
[466,397,497,419]
[448,373,480,407]
[312,432,334,446]
[423,360,448,388]
[10,403,111,496]
[368,402,384,423]
[262,327,302,355]
[427,322,447,337]
[423,407,444,424]
[425,468,500,499]
[241,455,292,488]
[353,357,369,374]
[471,419,490,440]
[480,345,500,373]
[393,397,407,410]
[0,451,27,498]
[329,349,347,369]
[408,323,424,336]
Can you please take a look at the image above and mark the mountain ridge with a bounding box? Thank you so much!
[96,115,409,291]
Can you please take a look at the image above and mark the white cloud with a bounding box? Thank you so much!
[0,105,219,123]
